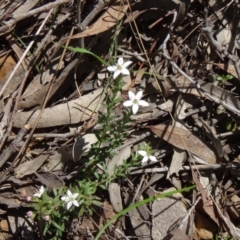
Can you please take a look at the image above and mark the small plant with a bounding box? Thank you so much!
[27,48,152,239]
[216,74,233,87]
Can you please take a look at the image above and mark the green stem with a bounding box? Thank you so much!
[94,185,195,240]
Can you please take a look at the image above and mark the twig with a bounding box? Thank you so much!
[0,125,30,170]
[77,0,85,48]
[0,20,74,183]
[0,10,54,152]
[130,163,240,175]
[0,8,54,98]
[0,0,70,35]
[80,0,111,29]
[8,128,83,140]
[202,26,240,80]
[160,10,240,116]
[117,47,147,62]
[160,10,201,89]
[29,12,71,63]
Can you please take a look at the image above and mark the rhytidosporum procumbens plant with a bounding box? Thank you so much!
[28,53,151,239]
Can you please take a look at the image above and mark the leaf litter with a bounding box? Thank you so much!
[0,0,240,239]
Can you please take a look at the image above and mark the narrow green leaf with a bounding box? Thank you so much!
[94,185,195,240]
[51,221,64,232]
[67,47,107,65]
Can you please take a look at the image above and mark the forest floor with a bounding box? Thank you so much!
[0,0,240,239]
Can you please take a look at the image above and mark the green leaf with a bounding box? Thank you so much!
[94,185,195,240]
[66,47,107,65]
[51,221,65,232]
[92,200,103,206]
[43,222,50,235]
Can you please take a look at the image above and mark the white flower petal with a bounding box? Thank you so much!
[33,186,45,198]
[121,68,130,75]
[149,155,157,162]
[61,196,69,201]
[138,150,147,157]
[66,201,72,210]
[73,200,79,207]
[72,193,79,199]
[113,70,121,79]
[122,61,132,68]
[128,91,135,100]
[33,193,40,198]
[138,100,149,107]
[118,57,124,65]
[107,66,117,72]
[39,186,45,194]
[132,104,139,114]
[123,100,133,107]
[135,91,143,100]
[67,190,73,197]
[141,156,149,163]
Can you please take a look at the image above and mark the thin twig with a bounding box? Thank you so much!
[0,9,54,152]
[0,0,70,35]
[80,0,111,29]
[130,163,240,175]
[0,125,30,169]
[202,26,240,80]
[160,10,240,116]
[118,47,147,62]
[0,8,54,98]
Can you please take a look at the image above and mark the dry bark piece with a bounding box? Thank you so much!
[107,146,131,213]
[108,183,123,213]
[12,0,39,17]
[163,228,190,240]
[147,124,218,164]
[167,147,187,188]
[72,133,98,162]
[128,205,151,240]
[13,88,104,128]
[152,188,189,239]
[7,215,34,239]
[46,145,72,171]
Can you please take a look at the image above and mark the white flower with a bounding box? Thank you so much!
[123,91,149,114]
[107,57,132,79]
[33,186,45,198]
[138,150,157,164]
[61,190,79,210]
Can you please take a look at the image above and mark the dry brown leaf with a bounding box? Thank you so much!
[194,212,217,239]
[212,63,238,78]
[103,201,116,220]
[0,219,9,232]
[35,170,64,189]
[147,124,218,164]
[69,1,128,39]
[0,54,16,81]
[14,154,48,179]
[190,165,220,227]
